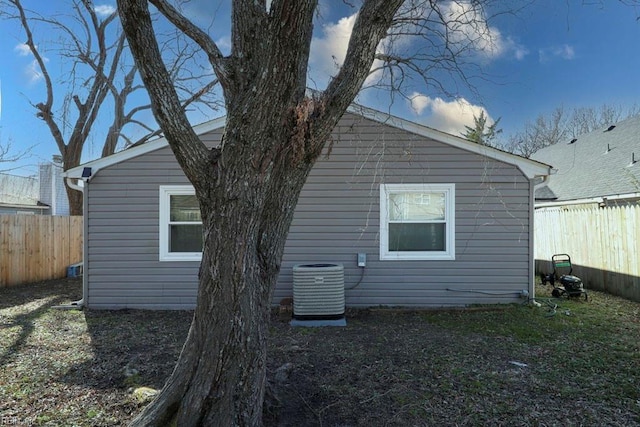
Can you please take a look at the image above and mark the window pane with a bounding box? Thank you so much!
[169,224,203,252]
[389,192,445,221]
[388,223,445,251]
[170,195,201,222]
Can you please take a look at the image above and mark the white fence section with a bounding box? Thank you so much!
[534,205,640,301]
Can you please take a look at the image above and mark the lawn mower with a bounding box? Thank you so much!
[540,254,588,301]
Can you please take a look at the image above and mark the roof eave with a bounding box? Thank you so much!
[347,104,552,179]
[64,116,226,179]
[65,106,552,180]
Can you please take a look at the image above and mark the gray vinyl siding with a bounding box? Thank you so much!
[84,130,222,309]
[275,114,531,307]
[85,113,532,309]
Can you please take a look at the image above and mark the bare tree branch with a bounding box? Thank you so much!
[118,0,211,192]
[0,139,32,172]
[9,0,66,156]
[318,0,404,144]
[3,0,222,211]
[149,0,229,90]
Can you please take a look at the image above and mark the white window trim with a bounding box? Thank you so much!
[159,185,202,262]
[379,183,455,261]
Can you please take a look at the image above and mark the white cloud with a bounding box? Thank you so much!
[441,1,503,58]
[308,2,528,89]
[310,14,357,81]
[26,59,45,83]
[554,44,575,60]
[309,12,390,87]
[408,92,494,135]
[94,4,116,17]
[513,42,529,61]
[539,44,575,63]
[14,43,46,83]
[440,1,527,61]
[216,36,232,56]
[14,43,31,56]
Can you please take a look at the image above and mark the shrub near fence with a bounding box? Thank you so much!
[0,215,83,287]
[535,205,640,302]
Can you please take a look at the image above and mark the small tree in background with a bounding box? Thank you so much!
[461,111,502,146]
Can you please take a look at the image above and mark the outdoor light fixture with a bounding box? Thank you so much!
[82,167,92,178]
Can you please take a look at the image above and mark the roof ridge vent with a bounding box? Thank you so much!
[604,125,616,132]
[628,152,637,167]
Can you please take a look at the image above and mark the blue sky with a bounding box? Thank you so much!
[2,0,640,175]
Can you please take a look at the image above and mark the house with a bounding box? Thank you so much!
[0,156,69,215]
[0,173,47,215]
[64,105,550,310]
[531,115,640,207]
[530,116,640,301]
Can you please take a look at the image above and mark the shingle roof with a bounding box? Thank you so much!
[530,115,640,202]
[0,173,39,207]
[534,185,557,200]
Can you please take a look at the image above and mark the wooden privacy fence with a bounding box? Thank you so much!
[534,205,640,301]
[0,215,83,287]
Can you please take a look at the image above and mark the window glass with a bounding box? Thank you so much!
[170,195,201,222]
[388,223,445,251]
[159,186,203,261]
[169,224,203,252]
[389,192,445,221]
[380,184,455,260]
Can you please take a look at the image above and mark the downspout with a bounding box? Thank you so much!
[51,163,57,215]
[65,176,88,308]
[530,174,551,304]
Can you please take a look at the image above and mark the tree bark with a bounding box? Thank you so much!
[130,140,315,425]
[118,0,403,424]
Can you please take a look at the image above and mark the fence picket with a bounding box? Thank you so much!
[0,215,83,287]
[535,205,640,301]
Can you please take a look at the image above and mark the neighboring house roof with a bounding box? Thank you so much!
[0,173,46,209]
[534,184,557,201]
[531,115,640,203]
[65,105,551,180]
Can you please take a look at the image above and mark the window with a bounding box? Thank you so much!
[380,183,455,260]
[159,186,203,261]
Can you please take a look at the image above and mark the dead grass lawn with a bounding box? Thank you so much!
[1,278,639,426]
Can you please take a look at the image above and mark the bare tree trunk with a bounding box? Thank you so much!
[117,0,403,424]
[131,125,315,425]
[66,185,83,216]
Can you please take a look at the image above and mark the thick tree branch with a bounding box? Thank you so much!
[10,0,67,155]
[318,0,403,138]
[118,0,211,191]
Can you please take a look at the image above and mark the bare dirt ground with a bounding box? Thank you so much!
[1,277,639,426]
